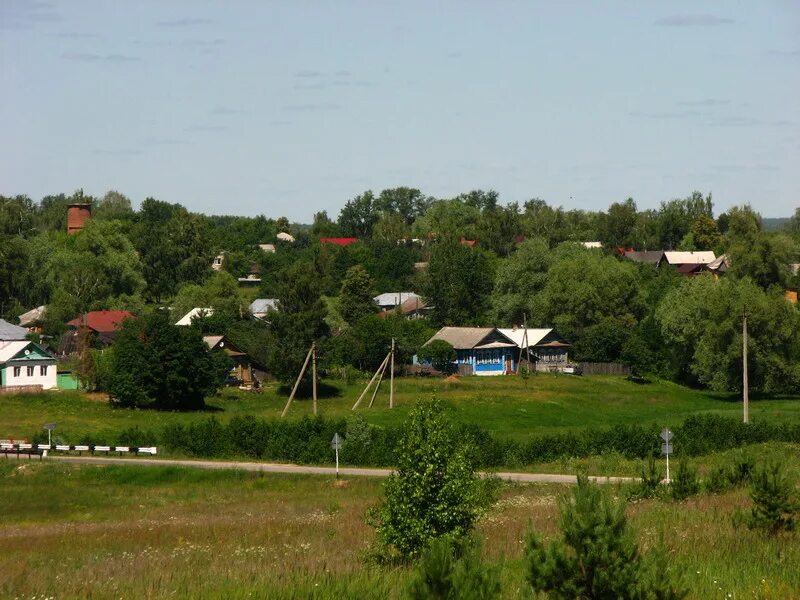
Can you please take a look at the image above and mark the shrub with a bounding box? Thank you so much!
[703,465,733,494]
[670,459,700,501]
[417,340,457,373]
[370,401,484,560]
[406,536,500,600]
[525,476,686,599]
[629,453,664,500]
[740,461,799,534]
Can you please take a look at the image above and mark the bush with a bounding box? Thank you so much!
[525,476,686,599]
[628,454,664,500]
[406,536,500,600]
[740,461,799,534]
[417,340,457,373]
[370,401,484,560]
[670,459,700,501]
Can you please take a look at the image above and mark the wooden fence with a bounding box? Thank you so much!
[0,385,44,396]
[577,362,631,376]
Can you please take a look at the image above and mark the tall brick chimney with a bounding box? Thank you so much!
[67,203,92,235]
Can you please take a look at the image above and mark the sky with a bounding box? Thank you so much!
[1,1,799,221]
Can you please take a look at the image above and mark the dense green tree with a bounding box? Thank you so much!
[492,237,551,325]
[93,190,134,221]
[266,260,329,384]
[412,199,480,241]
[105,311,230,409]
[407,537,500,600]
[340,265,377,325]
[600,198,638,249]
[656,275,800,393]
[688,214,722,250]
[338,191,378,238]
[741,461,799,534]
[375,187,430,224]
[423,240,495,326]
[371,401,483,560]
[531,245,644,355]
[476,202,521,257]
[45,220,145,317]
[132,198,212,301]
[310,210,340,238]
[0,195,36,236]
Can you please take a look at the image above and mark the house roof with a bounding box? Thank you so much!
[707,254,730,272]
[373,292,421,307]
[258,243,276,253]
[582,241,603,249]
[663,251,716,265]
[67,311,134,333]
[175,308,214,326]
[622,250,665,265]
[0,319,28,341]
[277,232,295,242]
[202,335,247,357]
[0,340,54,363]
[17,305,46,327]
[497,328,556,348]
[250,298,279,315]
[320,237,359,246]
[426,327,496,350]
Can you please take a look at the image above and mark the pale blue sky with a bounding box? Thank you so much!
[2,1,798,220]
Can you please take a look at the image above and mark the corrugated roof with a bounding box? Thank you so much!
[373,292,421,307]
[663,251,716,265]
[623,250,665,265]
[0,319,28,341]
[175,308,214,326]
[497,328,554,348]
[17,305,46,327]
[67,311,134,333]
[250,298,279,315]
[426,327,495,350]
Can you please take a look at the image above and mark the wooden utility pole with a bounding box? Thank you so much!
[281,343,314,418]
[516,314,530,375]
[311,342,318,416]
[743,313,749,424]
[352,353,390,410]
[389,338,395,409]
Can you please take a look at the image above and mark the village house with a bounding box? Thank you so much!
[421,326,571,376]
[378,295,431,320]
[373,292,422,311]
[0,340,58,391]
[175,308,214,326]
[17,305,47,333]
[59,310,135,353]
[203,335,259,389]
[249,299,279,320]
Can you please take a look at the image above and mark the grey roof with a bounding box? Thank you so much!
[622,250,665,265]
[250,298,279,315]
[373,292,421,308]
[425,327,496,350]
[0,319,28,341]
[18,305,46,327]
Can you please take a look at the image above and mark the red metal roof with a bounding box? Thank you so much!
[320,237,359,246]
[67,310,135,333]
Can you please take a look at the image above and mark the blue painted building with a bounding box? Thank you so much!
[423,326,570,375]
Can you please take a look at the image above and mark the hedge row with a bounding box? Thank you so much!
[93,413,800,468]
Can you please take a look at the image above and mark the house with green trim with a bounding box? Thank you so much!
[0,340,58,390]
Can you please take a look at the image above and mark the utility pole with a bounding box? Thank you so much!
[389,338,395,409]
[311,342,318,416]
[743,313,749,424]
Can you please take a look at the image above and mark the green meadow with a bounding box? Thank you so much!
[2,374,799,446]
[1,448,799,600]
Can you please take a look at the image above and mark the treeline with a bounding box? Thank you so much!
[1,187,799,394]
[36,413,800,467]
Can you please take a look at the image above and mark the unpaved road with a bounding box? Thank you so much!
[41,455,635,484]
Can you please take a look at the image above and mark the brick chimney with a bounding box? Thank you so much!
[67,203,92,235]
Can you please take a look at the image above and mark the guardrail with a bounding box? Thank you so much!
[0,442,157,460]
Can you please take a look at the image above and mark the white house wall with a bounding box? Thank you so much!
[2,364,57,389]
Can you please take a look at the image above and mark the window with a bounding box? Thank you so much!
[13,366,21,377]
[40,366,48,376]
[27,366,35,376]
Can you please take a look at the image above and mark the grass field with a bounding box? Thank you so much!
[2,445,799,600]
[2,374,800,447]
